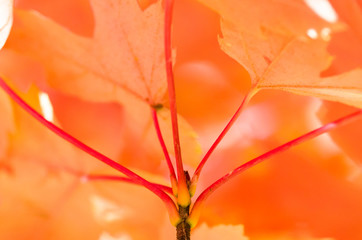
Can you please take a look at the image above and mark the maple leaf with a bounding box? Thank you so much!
[316,0,362,165]
[10,0,166,104]
[2,0,201,169]
[1,0,362,240]
[197,0,362,108]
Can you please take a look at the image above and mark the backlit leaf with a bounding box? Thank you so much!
[198,0,362,108]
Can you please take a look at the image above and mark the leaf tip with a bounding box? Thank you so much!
[137,0,158,11]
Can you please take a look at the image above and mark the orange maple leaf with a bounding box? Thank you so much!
[198,0,362,108]
[1,0,362,240]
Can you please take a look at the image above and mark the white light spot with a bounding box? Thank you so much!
[304,0,338,23]
[38,92,54,122]
[0,0,13,49]
[91,195,128,223]
[98,232,132,240]
[321,27,331,41]
[307,28,318,39]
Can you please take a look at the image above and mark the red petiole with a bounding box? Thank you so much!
[0,77,179,221]
[151,107,178,195]
[164,0,190,207]
[188,108,362,226]
[190,88,256,193]
[1,1,361,238]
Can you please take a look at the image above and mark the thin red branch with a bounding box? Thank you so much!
[164,0,185,183]
[192,90,255,184]
[190,109,362,217]
[0,77,177,212]
[164,0,190,206]
[151,108,177,190]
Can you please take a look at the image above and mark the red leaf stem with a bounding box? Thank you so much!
[164,0,184,180]
[189,108,362,223]
[164,0,190,205]
[0,77,177,213]
[191,89,255,186]
[151,108,178,193]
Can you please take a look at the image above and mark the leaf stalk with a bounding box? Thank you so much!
[0,77,179,221]
[188,108,362,226]
[190,88,257,194]
[164,0,190,207]
[151,107,178,195]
